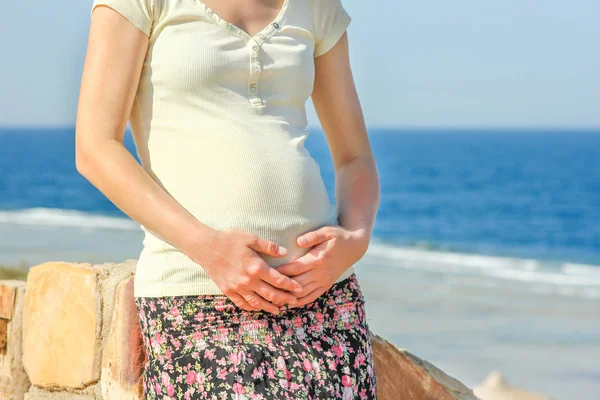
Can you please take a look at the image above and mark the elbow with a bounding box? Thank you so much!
[75,150,92,179]
[75,134,97,179]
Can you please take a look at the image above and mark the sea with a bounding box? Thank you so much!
[1,126,598,399]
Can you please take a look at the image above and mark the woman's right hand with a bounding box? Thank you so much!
[187,228,303,315]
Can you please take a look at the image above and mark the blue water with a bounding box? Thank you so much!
[1,126,599,295]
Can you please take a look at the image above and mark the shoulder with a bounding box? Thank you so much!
[91,0,165,36]
[310,0,351,57]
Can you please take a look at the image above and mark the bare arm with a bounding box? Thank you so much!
[312,31,380,252]
[76,6,302,314]
[76,5,215,266]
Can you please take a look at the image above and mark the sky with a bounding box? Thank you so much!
[0,1,599,129]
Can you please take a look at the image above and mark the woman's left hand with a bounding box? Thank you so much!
[274,224,369,308]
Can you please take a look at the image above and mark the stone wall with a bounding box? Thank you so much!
[0,260,480,400]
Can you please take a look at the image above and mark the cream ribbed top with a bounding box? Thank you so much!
[89,0,354,297]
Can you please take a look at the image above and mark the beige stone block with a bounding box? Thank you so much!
[370,331,479,400]
[0,280,31,400]
[22,262,100,389]
[100,276,146,400]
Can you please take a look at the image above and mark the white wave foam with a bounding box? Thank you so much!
[0,208,140,230]
[364,241,600,298]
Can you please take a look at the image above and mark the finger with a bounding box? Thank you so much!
[288,269,320,287]
[294,286,326,308]
[240,290,280,315]
[293,280,320,298]
[254,280,299,308]
[228,292,260,312]
[274,258,314,277]
[261,264,304,293]
[297,226,335,248]
[247,235,288,258]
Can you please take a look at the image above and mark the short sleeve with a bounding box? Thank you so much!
[90,0,155,37]
[313,0,351,58]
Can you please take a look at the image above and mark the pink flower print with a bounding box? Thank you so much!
[251,367,264,379]
[340,307,350,323]
[229,350,244,365]
[196,372,206,385]
[359,388,367,399]
[186,370,197,385]
[284,369,291,380]
[342,375,352,387]
[303,358,313,372]
[154,382,162,395]
[296,327,307,340]
[215,297,227,312]
[267,367,275,379]
[169,306,180,317]
[332,344,343,358]
[166,382,175,396]
[233,382,244,395]
[204,348,215,359]
[315,312,325,323]
[328,359,337,370]
[175,314,184,326]
[161,371,170,386]
[279,378,289,389]
[294,316,303,328]
[197,339,208,350]
[217,368,228,379]
[276,355,286,370]
[312,322,324,334]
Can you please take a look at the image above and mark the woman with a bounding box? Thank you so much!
[77,0,380,398]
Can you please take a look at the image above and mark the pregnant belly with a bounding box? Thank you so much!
[146,133,338,265]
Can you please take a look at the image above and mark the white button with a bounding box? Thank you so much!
[251,63,261,74]
[250,83,257,92]
[252,45,259,52]
[258,34,266,40]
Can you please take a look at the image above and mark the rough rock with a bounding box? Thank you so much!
[473,370,553,400]
[0,280,31,399]
[100,275,146,399]
[370,331,479,399]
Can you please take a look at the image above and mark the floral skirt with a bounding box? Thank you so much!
[134,273,378,399]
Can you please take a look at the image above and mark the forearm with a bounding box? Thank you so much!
[76,138,216,259]
[334,154,380,245]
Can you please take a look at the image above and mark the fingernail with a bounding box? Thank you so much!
[298,236,307,246]
[294,287,303,293]
[277,246,287,256]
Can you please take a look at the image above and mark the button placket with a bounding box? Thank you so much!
[244,18,286,110]
[247,39,262,105]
